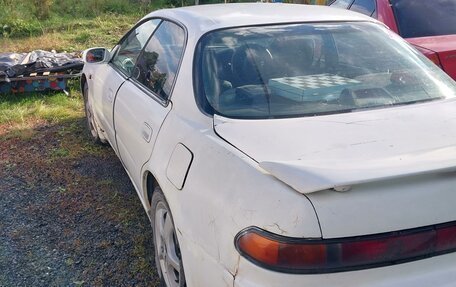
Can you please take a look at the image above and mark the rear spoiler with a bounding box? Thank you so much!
[260,146,456,194]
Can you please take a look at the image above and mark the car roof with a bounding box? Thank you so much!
[145,3,378,35]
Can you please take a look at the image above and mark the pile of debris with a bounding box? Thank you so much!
[0,50,83,94]
[0,50,83,79]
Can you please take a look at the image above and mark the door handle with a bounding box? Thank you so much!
[141,122,153,143]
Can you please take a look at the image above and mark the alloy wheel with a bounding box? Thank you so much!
[154,202,183,287]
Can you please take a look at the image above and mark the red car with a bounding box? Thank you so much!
[329,0,456,80]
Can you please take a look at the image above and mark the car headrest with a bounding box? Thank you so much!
[270,37,315,75]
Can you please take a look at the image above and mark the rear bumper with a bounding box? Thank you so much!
[234,252,456,287]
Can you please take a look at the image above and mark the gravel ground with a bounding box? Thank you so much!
[0,118,159,286]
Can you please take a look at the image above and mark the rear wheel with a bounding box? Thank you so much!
[151,187,186,287]
[82,81,104,144]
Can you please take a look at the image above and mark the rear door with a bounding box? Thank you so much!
[92,19,160,147]
[114,20,186,190]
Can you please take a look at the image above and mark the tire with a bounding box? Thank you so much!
[151,187,186,287]
[82,81,105,144]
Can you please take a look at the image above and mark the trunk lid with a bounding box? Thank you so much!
[408,35,456,80]
[214,99,456,237]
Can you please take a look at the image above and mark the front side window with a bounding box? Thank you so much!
[391,0,456,38]
[134,21,185,100]
[111,19,161,76]
[195,22,456,119]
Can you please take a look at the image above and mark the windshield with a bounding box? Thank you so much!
[195,22,456,119]
[391,0,456,38]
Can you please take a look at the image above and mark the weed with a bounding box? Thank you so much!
[82,142,105,156]
[74,31,91,44]
[1,19,44,38]
[65,258,74,266]
[0,127,36,140]
[51,147,70,158]
[116,208,134,227]
[34,0,53,20]
[98,179,115,186]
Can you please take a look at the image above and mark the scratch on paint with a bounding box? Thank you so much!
[350,140,377,146]
[264,223,288,235]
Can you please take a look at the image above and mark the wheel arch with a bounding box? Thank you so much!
[144,170,159,208]
[80,73,87,93]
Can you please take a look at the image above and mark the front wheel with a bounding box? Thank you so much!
[151,187,186,287]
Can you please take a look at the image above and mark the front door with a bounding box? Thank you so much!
[93,18,161,147]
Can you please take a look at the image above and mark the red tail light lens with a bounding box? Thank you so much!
[436,225,456,252]
[235,222,456,274]
[427,52,443,68]
[413,45,442,69]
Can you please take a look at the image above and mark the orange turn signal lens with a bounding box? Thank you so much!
[237,231,280,266]
[236,228,327,272]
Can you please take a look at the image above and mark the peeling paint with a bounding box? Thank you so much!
[230,255,241,287]
[264,222,288,235]
[208,218,221,262]
[293,215,299,227]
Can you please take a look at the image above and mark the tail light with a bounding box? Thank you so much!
[413,45,443,69]
[235,222,456,274]
[427,52,443,68]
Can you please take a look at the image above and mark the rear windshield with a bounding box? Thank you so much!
[195,22,456,119]
[391,0,456,38]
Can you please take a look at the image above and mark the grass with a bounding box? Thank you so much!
[0,0,173,52]
[0,13,142,52]
[50,147,71,158]
[0,89,83,125]
[0,1,167,137]
[0,4,161,284]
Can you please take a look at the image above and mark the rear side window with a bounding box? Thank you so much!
[391,0,456,38]
[330,0,353,9]
[350,0,376,17]
[111,19,161,76]
[134,21,185,100]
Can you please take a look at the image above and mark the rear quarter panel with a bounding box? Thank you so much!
[143,108,321,286]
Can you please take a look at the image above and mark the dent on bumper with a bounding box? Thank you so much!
[234,252,456,287]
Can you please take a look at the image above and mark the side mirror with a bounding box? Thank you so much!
[83,47,110,64]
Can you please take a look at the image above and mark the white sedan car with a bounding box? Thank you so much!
[81,3,456,287]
